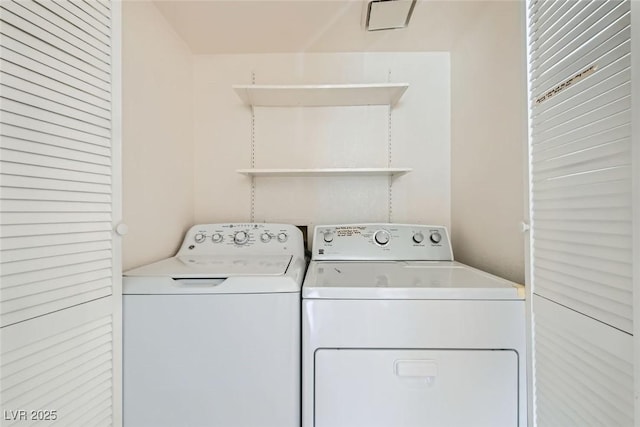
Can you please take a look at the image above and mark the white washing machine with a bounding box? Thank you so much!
[123,223,306,427]
[302,224,526,427]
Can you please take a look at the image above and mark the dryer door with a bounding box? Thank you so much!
[315,349,518,427]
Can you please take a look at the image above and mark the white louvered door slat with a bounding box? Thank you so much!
[67,0,110,30]
[530,2,629,80]
[2,268,112,301]
[1,137,111,165]
[528,0,634,426]
[1,1,110,70]
[2,230,112,250]
[34,0,111,47]
[1,32,110,91]
[2,212,112,225]
[535,247,629,278]
[532,296,634,426]
[12,0,111,57]
[532,58,631,126]
[535,2,623,69]
[0,222,110,239]
[1,241,112,264]
[533,94,631,143]
[534,218,631,234]
[1,86,111,128]
[52,0,110,36]
[1,99,110,137]
[0,0,121,425]
[533,176,630,201]
[1,186,111,202]
[530,0,632,331]
[0,64,111,110]
[531,1,622,67]
[2,249,112,276]
[0,175,111,194]
[533,78,631,135]
[1,0,114,321]
[0,46,111,100]
[1,161,111,184]
[0,79,110,121]
[1,149,111,174]
[2,110,110,146]
[532,124,631,162]
[2,151,111,178]
[2,124,112,155]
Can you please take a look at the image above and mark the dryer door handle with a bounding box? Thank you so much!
[394,359,438,380]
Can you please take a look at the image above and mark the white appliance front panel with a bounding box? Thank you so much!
[177,223,304,256]
[123,292,300,427]
[314,349,518,427]
[302,299,527,427]
[122,275,303,295]
[303,261,523,299]
[312,224,453,261]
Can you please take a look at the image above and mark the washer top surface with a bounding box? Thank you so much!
[123,223,306,295]
[125,254,293,279]
[304,224,523,300]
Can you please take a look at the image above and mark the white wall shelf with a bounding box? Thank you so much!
[233,83,409,107]
[236,77,410,221]
[237,168,412,178]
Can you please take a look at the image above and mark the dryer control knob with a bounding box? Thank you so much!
[430,231,442,244]
[194,233,206,243]
[277,232,288,243]
[234,231,249,245]
[374,230,390,246]
[323,232,334,243]
[260,233,271,243]
[412,232,424,244]
[212,233,223,243]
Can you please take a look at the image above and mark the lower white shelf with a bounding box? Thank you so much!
[237,168,412,177]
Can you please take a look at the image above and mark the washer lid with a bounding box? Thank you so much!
[124,254,293,279]
[302,261,524,300]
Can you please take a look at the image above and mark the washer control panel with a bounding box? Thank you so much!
[178,223,303,255]
[313,224,453,261]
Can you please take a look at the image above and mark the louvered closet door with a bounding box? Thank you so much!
[528,0,633,425]
[0,0,121,426]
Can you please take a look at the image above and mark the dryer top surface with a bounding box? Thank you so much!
[303,260,524,300]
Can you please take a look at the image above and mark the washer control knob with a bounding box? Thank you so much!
[212,233,223,243]
[323,232,334,243]
[260,233,271,243]
[234,231,249,245]
[194,233,206,243]
[412,232,424,244]
[374,230,390,246]
[277,232,288,243]
[430,231,442,244]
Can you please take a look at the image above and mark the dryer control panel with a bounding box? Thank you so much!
[312,224,453,261]
[178,223,304,255]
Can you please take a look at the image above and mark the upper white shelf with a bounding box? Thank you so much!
[233,83,409,107]
[237,168,412,178]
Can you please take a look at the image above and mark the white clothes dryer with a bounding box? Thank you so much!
[123,223,306,427]
[302,224,526,427]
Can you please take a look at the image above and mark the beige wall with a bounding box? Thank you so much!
[122,1,527,283]
[451,1,527,283]
[193,53,451,230]
[122,0,194,270]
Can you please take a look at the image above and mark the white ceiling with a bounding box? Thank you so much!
[152,0,489,54]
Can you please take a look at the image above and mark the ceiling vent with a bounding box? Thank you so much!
[365,0,417,31]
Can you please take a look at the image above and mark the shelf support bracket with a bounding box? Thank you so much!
[387,69,393,222]
[250,71,256,222]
